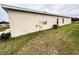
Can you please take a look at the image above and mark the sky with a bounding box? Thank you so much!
[0,4,79,21]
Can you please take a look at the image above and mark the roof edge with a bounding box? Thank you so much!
[0,4,72,18]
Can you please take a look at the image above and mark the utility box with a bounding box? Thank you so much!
[53,24,58,29]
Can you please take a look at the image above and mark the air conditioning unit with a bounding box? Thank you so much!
[53,24,59,29]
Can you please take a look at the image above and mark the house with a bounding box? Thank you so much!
[1,4,72,37]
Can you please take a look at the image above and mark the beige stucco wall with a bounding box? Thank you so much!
[7,9,71,37]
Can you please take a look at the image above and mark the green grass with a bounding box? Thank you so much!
[57,23,79,55]
[0,22,79,54]
[0,26,9,32]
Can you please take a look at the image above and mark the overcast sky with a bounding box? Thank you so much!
[0,4,79,21]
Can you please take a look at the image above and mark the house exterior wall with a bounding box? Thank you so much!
[7,9,71,37]
[58,17,71,26]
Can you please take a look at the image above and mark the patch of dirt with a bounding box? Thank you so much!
[17,31,63,55]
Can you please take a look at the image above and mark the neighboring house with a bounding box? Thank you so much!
[1,4,72,37]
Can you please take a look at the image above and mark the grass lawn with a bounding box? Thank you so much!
[0,22,79,55]
[0,26,9,32]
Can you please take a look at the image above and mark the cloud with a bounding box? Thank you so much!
[13,4,79,17]
[0,7,8,21]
